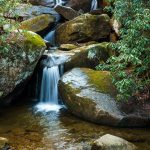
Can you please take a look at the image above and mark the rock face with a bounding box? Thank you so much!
[56,13,111,44]
[20,14,55,32]
[59,68,150,127]
[91,134,137,150]
[54,5,79,20]
[66,0,92,12]
[0,137,9,149]
[0,30,46,103]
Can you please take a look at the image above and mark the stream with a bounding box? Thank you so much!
[0,103,150,150]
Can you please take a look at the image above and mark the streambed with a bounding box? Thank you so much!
[0,103,150,150]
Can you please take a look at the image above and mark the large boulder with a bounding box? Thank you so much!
[20,14,55,32]
[54,5,79,20]
[56,13,111,44]
[59,68,150,127]
[66,0,92,12]
[0,30,46,103]
[91,134,137,150]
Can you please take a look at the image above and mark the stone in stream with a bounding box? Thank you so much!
[91,134,137,150]
[20,14,55,33]
[29,0,54,7]
[56,13,111,44]
[0,30,46,104]
[59,68,150,127]
[54,5,79,20]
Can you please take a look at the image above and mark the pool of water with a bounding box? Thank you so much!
[0,103,150,150]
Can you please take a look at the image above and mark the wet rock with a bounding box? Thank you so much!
[54,5,79,20]
[66,0,92,12]
[20,14,55,32]
[59,44,79,51]
[59,68,122,126]
[0,30,46,103]
[0,137,9,149]
[56,13,111,44]
[91,134,137,150]
[59,68,150,127]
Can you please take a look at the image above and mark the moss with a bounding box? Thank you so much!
[20,14,55,32]
[23,30,46,49]
[82,68,117,96]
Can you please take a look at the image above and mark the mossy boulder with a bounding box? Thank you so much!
[59,68,150,127]
[56,13,111,44]
[0,137,9,149]
[64,42,111,71]
[0,30,46,103]
[20,14,55,32]
[59,68,122,126]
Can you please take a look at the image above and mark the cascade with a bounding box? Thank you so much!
[55,0,63,5]
[36,54,63,112]
[44,30,56,47]
[91,0,98,10]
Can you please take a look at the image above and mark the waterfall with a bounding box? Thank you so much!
[55,0,62,5]
[35,54,63,112]
[91,0,98,11]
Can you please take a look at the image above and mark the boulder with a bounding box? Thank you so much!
[91,134,137,150]
[0,30,46,103]
[64,43,111,71]
[56,13,110,44]
[54,5,79,20]
[0,137,9,149]
[59,68,150,127]
[20,14,55,32]
[66,0,92,12]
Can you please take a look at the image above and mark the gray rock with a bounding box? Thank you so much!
[91,134,137,150]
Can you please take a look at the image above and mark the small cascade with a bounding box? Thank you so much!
[44,30,56,47]
[36,54,63,112]
[91,0,98,11]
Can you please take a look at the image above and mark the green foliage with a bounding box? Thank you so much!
[0,0,23,56]
[96,0,150,100]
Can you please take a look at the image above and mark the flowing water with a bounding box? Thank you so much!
[91,0,98,11]
[0,104,150,150]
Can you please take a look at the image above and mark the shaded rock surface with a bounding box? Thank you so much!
[29,0,54,7]
[0,30,46,103]
[91,134,137,150]
[54,5,79,20]
[59,68,150,127]
[66,0,92,12]
[20,14,55,32]
[56,13,111,44]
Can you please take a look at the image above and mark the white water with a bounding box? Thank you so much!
[55,0,63,5]
[44,30,56,47]
[91,0,98,10]
[36,54,63,112]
